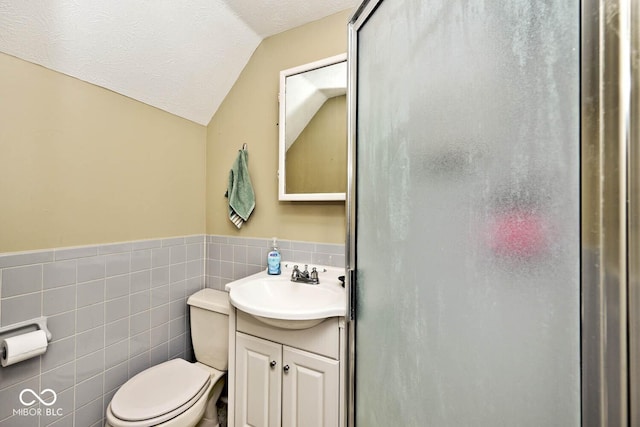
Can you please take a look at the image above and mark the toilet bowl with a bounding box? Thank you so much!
[105,289,230,427]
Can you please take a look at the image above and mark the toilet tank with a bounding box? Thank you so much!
[187,289,230,371]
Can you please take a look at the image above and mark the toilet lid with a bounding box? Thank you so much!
[110,359,210,422]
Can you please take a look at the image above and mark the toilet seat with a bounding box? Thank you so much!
[107,359,212,427]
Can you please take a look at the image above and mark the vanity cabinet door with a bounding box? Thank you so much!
[236,332,282,427]
[282,346,339,427]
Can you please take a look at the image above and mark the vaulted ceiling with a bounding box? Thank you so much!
[0,0,359,125]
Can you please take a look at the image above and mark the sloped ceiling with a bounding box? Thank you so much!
[0,0,359,125]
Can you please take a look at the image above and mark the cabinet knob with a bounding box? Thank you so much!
[283,365,290,373]
[270,360,277,368]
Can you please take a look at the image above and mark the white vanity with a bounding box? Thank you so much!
[225,263,347,427]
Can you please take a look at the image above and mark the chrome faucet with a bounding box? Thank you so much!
[291,264,320,285]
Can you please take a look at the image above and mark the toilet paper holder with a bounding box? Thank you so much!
[0,317,52,358]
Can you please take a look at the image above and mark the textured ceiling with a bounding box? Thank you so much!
[0,0,358,125]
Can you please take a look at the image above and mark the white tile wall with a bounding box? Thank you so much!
[0,234,345,426]
[0,235,206,426]
[205,235,345,290]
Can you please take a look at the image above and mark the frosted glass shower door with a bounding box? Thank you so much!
[350,0,580,425]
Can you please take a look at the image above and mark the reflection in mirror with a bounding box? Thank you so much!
[279,54,347,201]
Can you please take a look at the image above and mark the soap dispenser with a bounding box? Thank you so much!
[267,237,281,275]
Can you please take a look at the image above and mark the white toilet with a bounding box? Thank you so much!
[105,289,230,427]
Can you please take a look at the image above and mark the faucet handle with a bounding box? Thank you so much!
[291,265,300,280]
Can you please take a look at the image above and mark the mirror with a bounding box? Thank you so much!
[278,54,347,201]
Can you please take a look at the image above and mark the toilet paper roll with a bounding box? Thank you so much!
[1,330,48,367]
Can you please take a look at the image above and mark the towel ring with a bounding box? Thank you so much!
[242,143,247,150]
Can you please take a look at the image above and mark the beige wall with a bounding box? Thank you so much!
[207,10,352,244]
[286,95,347,194]
[0,53,206,253]
[0,9,352,252]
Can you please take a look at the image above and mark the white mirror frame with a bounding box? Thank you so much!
[278,53,347,201]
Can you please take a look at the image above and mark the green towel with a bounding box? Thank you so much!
[225,149,255,228]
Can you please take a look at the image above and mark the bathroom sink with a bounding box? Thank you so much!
[225,262,346,330]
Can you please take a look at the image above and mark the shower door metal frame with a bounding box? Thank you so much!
[345,0,639,426]
[345,2,379,427]
[627,0,640,425]
[582,0,637,425]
